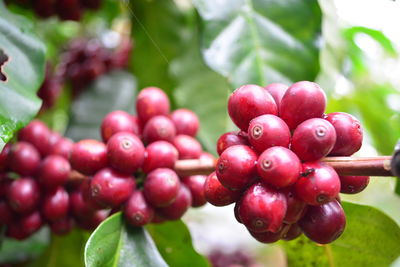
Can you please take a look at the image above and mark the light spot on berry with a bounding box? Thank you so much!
[316,194,328,204]
[261,159,272,171]
[315,126,326,137]
[121,139,132,150]
[251,125,263,139]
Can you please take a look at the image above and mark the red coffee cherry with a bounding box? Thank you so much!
[280,81,327,130]
[216,131,249,156]
[157,184,192,220]
[299,199,346,244]
[228,84,277,131]
[291,118,337,162]
[50,217,74,235]
[106,132,145,174]
[70,139,108,175]
[48,131,62,148]
[41,187,69,222]
[283,188,307,224]
[216,145,257,191]
[143,115,176,144]
[0,200,14,225]
[8,142,41,176]
[171,109,199,137]
[90,168,136,208]
[182,175,207,207]
[18,120,51,156]
[70,190,97,219]
[257,147,301,188]
[51,137,74,159]
[173,135,202,159]
[281,223,302,241]
[101,110,139,142]
[7,177,40,214]
[239,182,287,233]
[136,87,170,124]
[0,143,11,172]
[248,115,290,153]
[296,162,341,205]
[325,112,363,156]
[6,223,31,240]
[339,175,370,194]
[204,172,240,207]
[142,141,178,173]
[38,155,71,189]
[124,191,154,227]
[143,168,180,207]
[264,83,288,111]
[19,211,43,236]
[248,229,283,244]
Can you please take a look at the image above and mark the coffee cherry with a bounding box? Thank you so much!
[248,229,282,244]
[296,162,341,205]
[100,110,139,142]
[70,190,97,218]
[48,131,62,148]
[8,142,40,176]
[143,116,176,144]
[38,155,71,189]
[299,199,346,244]
[124,191,154,227]
[143,168,180,207]
[136,87,170,124]
[90,168,135,208]
[7,177,40,214]
[291,118,337,161]
[280,81,327,130]
[199,152,215,164]
[18,120,51,156]
[41,187,69,222]
[171,109,199,137]
[216,131,249,156]
[325,112,363,156]
[281,223,302,241]
[51,138,74,159]
[142,141,178,173]
[182,175,207,207]
[228,84,277,131]
[248,115,290,153]
[339,175,370,194]
[0,143,11,172]
[50,217,74,235]
[283,189,307,224]
[204,172,240,206]
[70,139,108,175]
[173,135,202,159]
[6,223,31,240]
[238,182,287,233]
[157,184,192,220]
[19,211,43,236]
[106,132,145,174]
[264,83,288,111]
[216,145,257,191]
[257,147,301,188]
[0,200,14,225]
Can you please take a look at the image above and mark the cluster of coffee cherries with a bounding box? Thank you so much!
[38,37,132,110]
[207,81,368,244]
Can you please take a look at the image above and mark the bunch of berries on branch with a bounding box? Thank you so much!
[208,81,369,244]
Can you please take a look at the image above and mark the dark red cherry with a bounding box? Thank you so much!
[281,223,302,241]
[41,187,69,222]
[264,83,288,111]
[339,175,370,194]
[51,138,74,159]
[204,172,240,207]
[50,217,74,235]
[156,184,192,220]
[124,191,154,227]
[38,155,71,189]
[18,120,51,156]
[142,141,178,173]
[283,188,307,224]
[0,143,11,172]
[182,175,207,207]
[101,110,139,142]
[173,135,202,159]
[7,177,40,214]
[216,131,249,156]
[8,142,40,176]
[171,109,199,137]
[136,87,170,124]
[70,139,108,175]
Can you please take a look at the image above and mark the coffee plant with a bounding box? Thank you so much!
[1,0,400,266]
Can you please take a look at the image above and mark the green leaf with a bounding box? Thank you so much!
[85,212,168,267]
[282,202,400,266]
[65,70,137,141]
[193,0,321,88]
[0,1,45,149]
[146,220,210,267]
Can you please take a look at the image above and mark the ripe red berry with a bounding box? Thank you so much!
[257,147,301,188]
[325,112,363,156]
[296,162,341,205]
[50,217,74,235]
[281,223,302,241]
[38,155,71,189]
[248,115,290,153]
[283,189,307,224]
[136,87,170,124]
[70,190,97,218]
[143,115,176,144]
[142,141,178,173]
[199,152,215,164]
[299,199,346,244]
[41,187,69,222]
[339,175,370,194]
[101,110,139,142]
[8,142,40,176]
[291,118,337,161]
[157,184,192,220]
[171,109,199,137]
[248,229,282,244]
[264,83,288,111]
[70,139,108,175]
[216,131,249,156]
[238,182,287,233]
[228,84,277,131]
[18,120,51,156]
[7,177,40,214]
[0,143,11,172]
[124,191,154,227]
[143,168,180,207]
[216,145,257,191]
[51,137,74,159]
[204,172,240,206]
[280,81,327,130]
[90,168,136,208]
[173,135,202,159]
[19,211,43,236]
[106,132,145,174]
[182,175,207,207]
